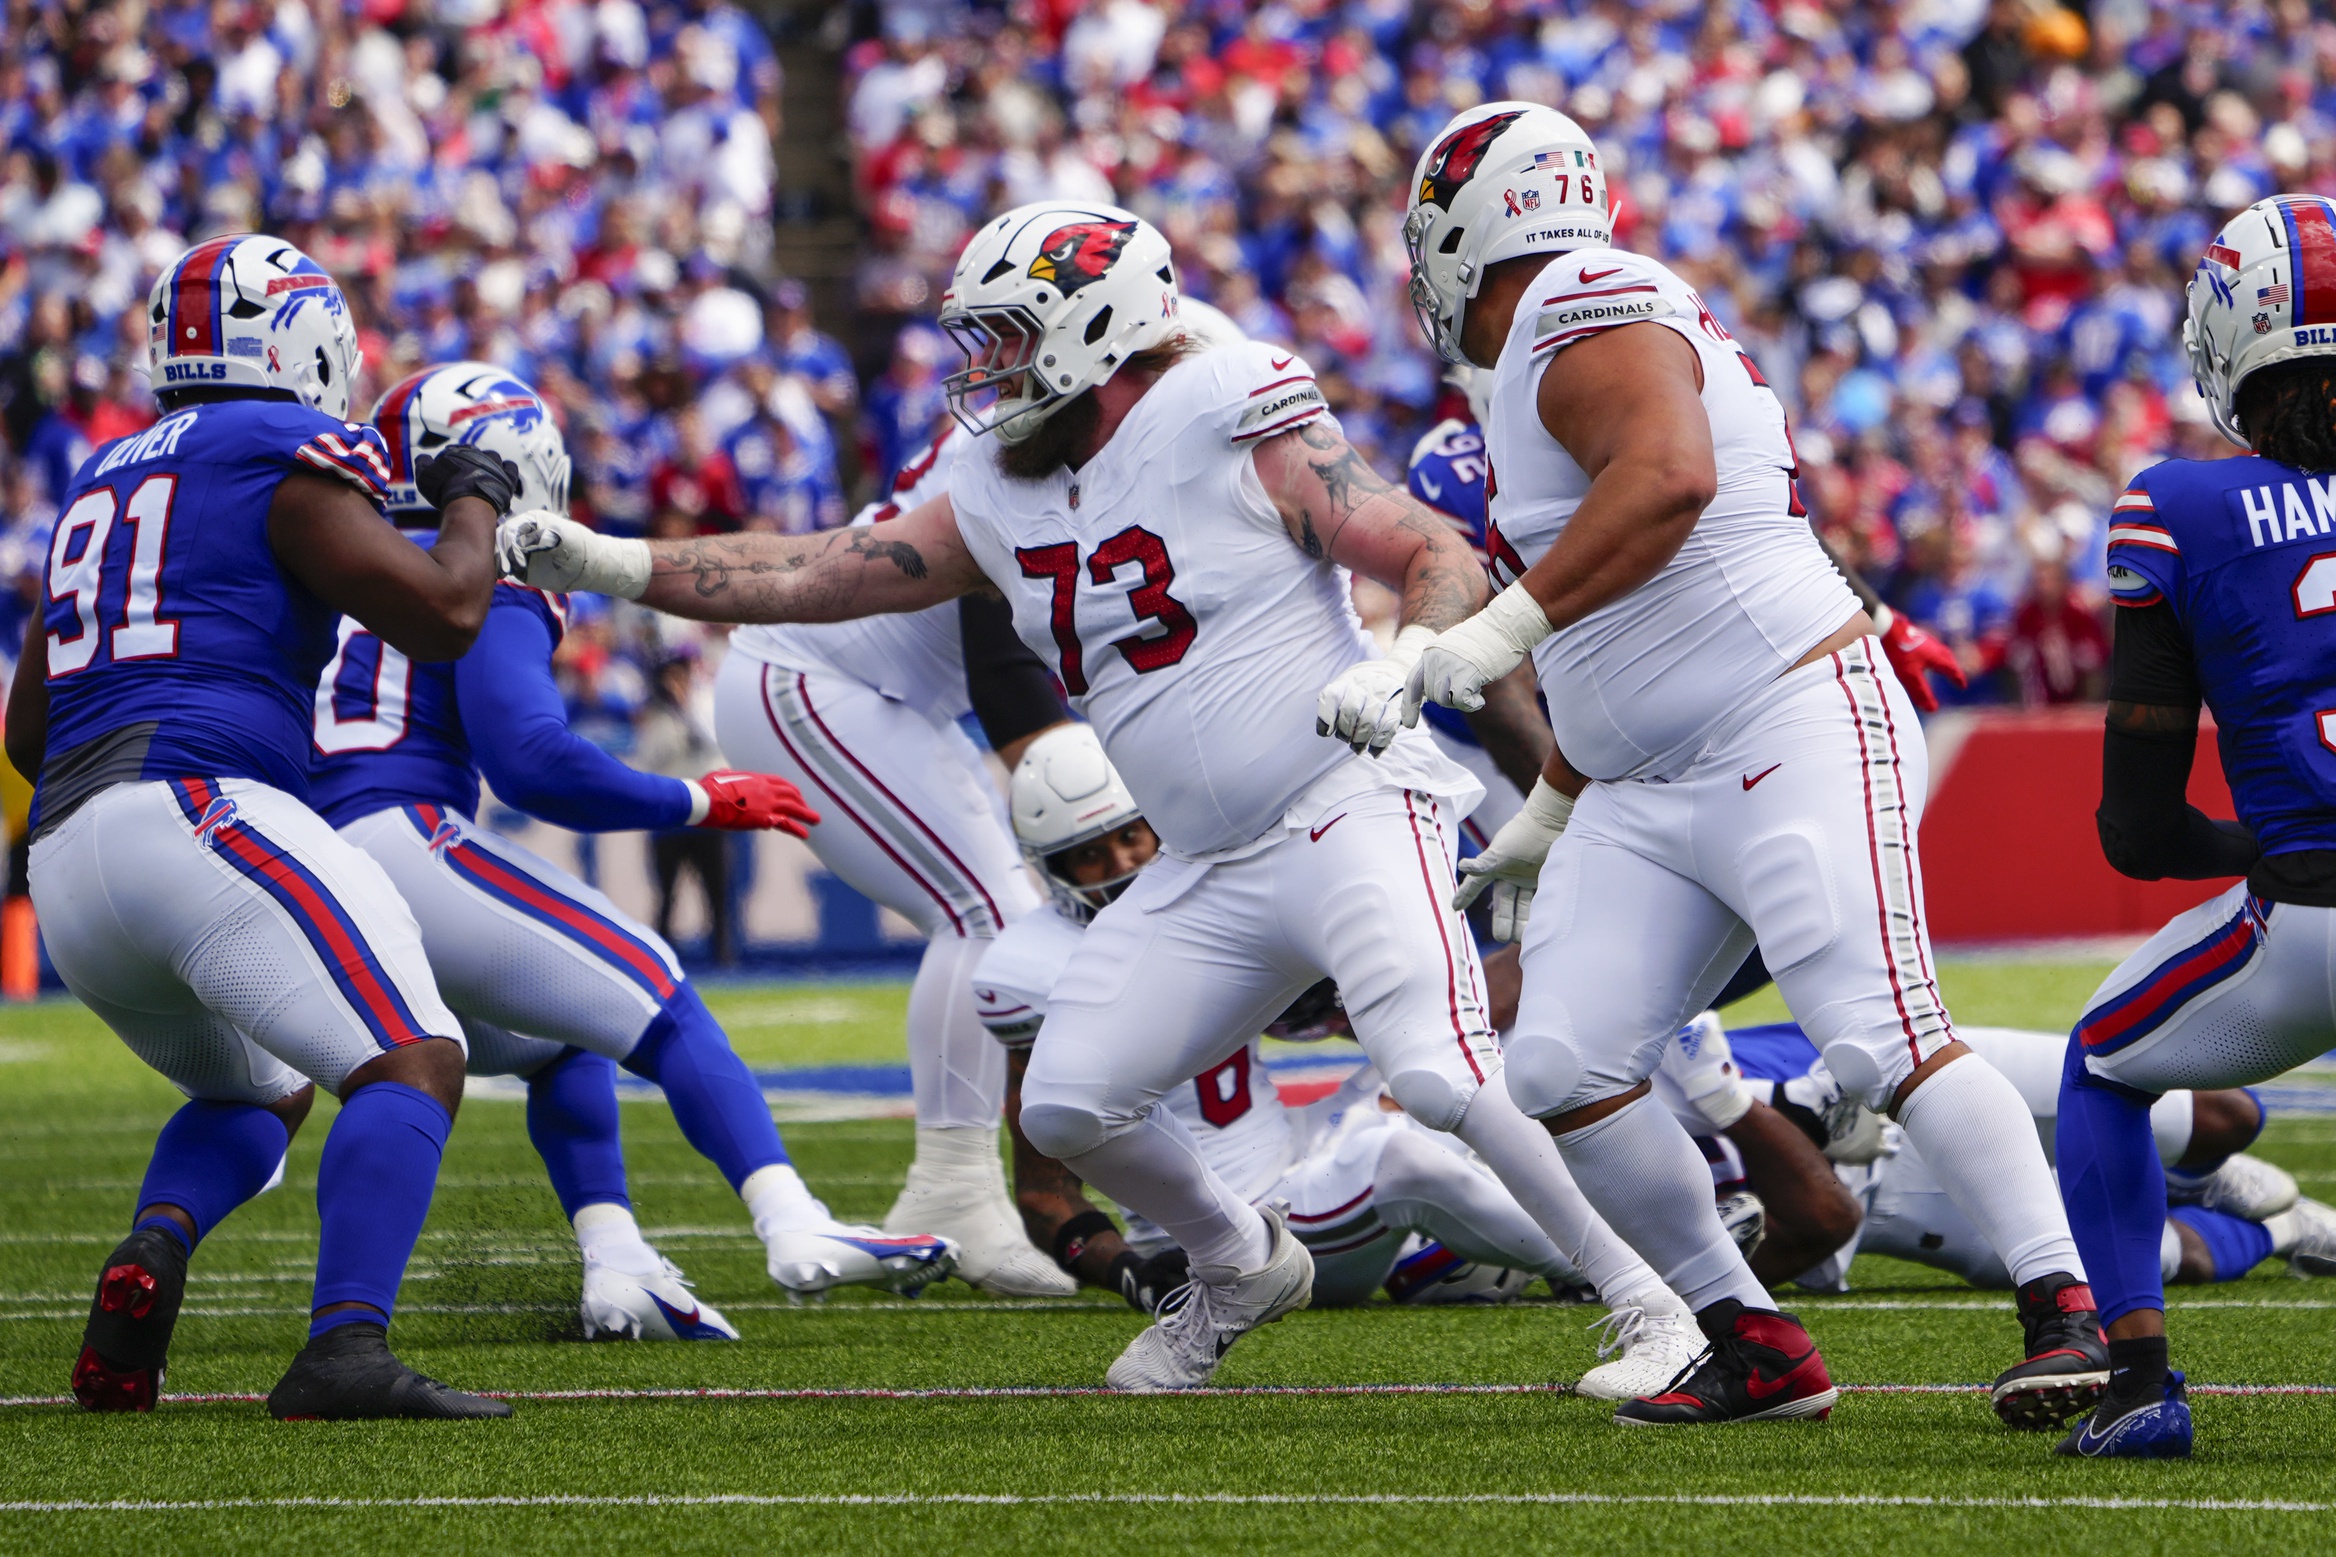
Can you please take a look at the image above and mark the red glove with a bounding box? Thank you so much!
[1875,605,1965,714]
[687,770,820,837]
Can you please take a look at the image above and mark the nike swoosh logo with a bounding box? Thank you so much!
[1578,265,1623,284]
[1271,356,1294,370]
[1742,764,1781,791]
[1310,813,1349,842]
[1743,1366,1798,1400]
[1417,475,1443,500]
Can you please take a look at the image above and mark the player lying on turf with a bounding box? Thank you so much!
[970,725,1706,1397]
[709,419,1076,1298]
[1653,1018,2334,1299]
[310,363,957,1327]
[1379,102,2103,1429]
[501,200,1707,1394]
[2049,192,2336,1459]
[12,237,512,1419]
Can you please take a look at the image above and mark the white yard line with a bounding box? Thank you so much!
[2,1491,2331,1514]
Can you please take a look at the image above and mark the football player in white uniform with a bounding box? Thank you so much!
[1379,103,2101,1427]
[971,724,1705,1396]
[710,423,1075,1298]
[501,199,1701,1391]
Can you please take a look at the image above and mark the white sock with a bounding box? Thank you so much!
[1371,1127,1578,1284]
[574,1202,660,1276]
[1451,1079,1685,1313]
[1896,1053,2086,1288]
[905,1124,1006,1184]
[2265,1206,2305,1257]
[908,936,1008,1130]
[1554,1091,1776,1313]
[1061,1105,1269,1276]
[2160,1220,2183,1281]
[741,1162,831,1237]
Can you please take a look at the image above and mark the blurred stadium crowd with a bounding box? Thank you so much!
[0,0,2331,745]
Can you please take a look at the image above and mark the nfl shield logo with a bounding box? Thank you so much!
[2254,312,2273,334]
[1522,189,1541,211]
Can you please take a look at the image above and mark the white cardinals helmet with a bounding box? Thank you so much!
[371,362,571,520]
[938,202,1181,444]
[2186,194,2336,447]
[1009,723,1146,922]
[148,235,362,418]
[1404,103,1612,365]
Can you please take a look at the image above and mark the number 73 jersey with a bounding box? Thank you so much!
[32,397,389,834]
[951,340,1452,858]
[2106,454,2336,855]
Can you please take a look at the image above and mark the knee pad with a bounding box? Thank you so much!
[1385,1068,1472,1133]
[1501,1032,1582,1119]
[1819,1039,1890,1112]
[1018,1102,1108,1160]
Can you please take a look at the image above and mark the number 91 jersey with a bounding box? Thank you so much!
[2106,455,2336,855]
[948,341,1442,858]
[32,397,392,835]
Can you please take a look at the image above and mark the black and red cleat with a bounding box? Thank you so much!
[1991,1272,2108,1430]
[1613,1300,1838,1425]
[72,1228,188,1412]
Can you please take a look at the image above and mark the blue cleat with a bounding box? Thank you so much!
[2054,1370,2193,1459]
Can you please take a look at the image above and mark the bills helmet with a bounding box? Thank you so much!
[148,235,362,419]
[371,362,570,520]
[939,202,1181,444]
[2186,194,2336,447]
[1008,723,1146,922]
[1403,103,1612,365]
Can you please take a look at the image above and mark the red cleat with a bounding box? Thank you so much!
[1613,1300,1837,1425]
[72,1228,187,1412]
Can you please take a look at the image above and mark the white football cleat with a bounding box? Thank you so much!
[884,1128,1077,1297]
[2282,1197,2336,1276]
[1574,1304,1708,1402]
[1106,1207,1313,1392]
[2166,1152,2298,1221]
[765,1223,959,1299]
[580,1250,739,1341]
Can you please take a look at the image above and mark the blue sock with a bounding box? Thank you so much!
[134,1100,290,1256]
[310,1081,449,1338]
[621,984,787,1191]
[2168,1206,2277,1282]
[526,1048,632,1219]
[2057,1035,2169,1328]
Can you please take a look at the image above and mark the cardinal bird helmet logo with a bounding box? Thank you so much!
[1417,110,1527,212]
[1027,220,1138,298]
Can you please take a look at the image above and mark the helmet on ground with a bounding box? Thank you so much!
[1009,723,1146,922]
[2186,194,2336,447]
[148,235,362,418]
[1404,103,1612,365]
[370,361,570,520]
[938,202,1181,444]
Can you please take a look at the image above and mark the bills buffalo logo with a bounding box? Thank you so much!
[1027,221,1137,298]
[1418,110,1526,211]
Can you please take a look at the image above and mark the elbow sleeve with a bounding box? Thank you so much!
[2097,725,2257,881]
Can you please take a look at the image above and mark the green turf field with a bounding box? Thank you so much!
[3,964,2334,1555]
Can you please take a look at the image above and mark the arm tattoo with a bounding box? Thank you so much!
[844,529,928,579]
[648,528,933,619]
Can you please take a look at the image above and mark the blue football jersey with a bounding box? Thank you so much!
[1408,418,1494,750]
[308,572,564,827]
[33,397,392,831]
[2105,456,2336,856]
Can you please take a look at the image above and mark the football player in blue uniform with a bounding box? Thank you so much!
[313,363,958,1329]
[2054,193,2336,1459]
[5,237,520,1419]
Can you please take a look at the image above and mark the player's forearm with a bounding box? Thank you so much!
[635,528,963,623]
[1515,462,1706,632]
[1460,664,1555,794]
[4,613,47,781]
[1726,1101,1862,1284]
[1393,507,1493,633]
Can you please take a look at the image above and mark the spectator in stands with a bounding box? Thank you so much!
[634,651,736,965]
[2006,553,2111,707]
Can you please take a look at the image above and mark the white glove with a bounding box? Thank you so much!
[1318,625,1437,756]
[1663,1011,1756,1131]
[1779,1061,1895,1165]
[1403,582,1553,716]
[497,510,652,599]
[1452,776,1574,942]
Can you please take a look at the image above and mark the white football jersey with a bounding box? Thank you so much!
[951,340,1473,857]
[973,904,1297,1202]
[1482,249,1858,781]
[729,427,971,724]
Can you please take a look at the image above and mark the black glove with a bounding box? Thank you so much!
[1119,1248,1190,1314]
[416,445,525,517]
